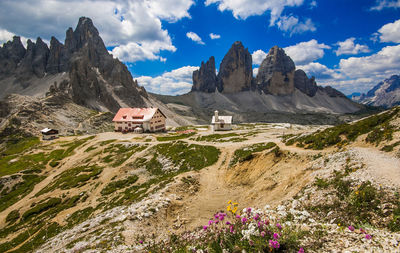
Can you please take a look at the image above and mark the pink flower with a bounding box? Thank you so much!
[208,220,214,225]
[276,223,282,230]
[242,217,247,224]
[273,233,280,239]
[226,221,231,225]
[249,240,254,246]
[236,215,241,219]
[229,225,234,233]
[247,207,252,213]
[269,240,280,249]
[139,240,143,244]
[298,248,305,253]
[257,221,262,227]
[203,225,208,230]
[260,231,266,237]
[348,225,355,231]
[254,214,260,220]
[365,234,372,240]
[264,219,270,225]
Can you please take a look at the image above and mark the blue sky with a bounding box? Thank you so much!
[0,0,400,95]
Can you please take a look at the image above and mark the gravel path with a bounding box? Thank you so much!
[352,147,400,188]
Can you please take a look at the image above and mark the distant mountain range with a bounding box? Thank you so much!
[0,17,365,130]
[156,41,363,124]
[352,75,400,108]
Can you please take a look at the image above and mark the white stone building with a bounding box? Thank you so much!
[113,108,166,133]
[211,110,232,131]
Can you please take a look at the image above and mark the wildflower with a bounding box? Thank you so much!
[276,223,282,230]
[242,217,247,224]
[226,221,231,225]
[232,207,238,214]
[203,225,208,230]
[298,248,305,253]
[229,225,234,233]
[208,220,213,225]
[236,215,241,219]
[249,240,254,246]
[139,240,143,244]
[348,225,355,232]
[254,214,260,220]
[247,207,252,213]
[273,233,280,239]
[228,200,232,204]
[365,234,372,240]
[264,219,270,225]
[257,221,262,228]
[269,240,280,249]
[360,228,365,234]
[227,205,231,212]
[260,231,266,237]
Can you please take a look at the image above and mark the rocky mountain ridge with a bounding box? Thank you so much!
[354,75,400,108]
[0,17,147,112]
[192,42,346,98]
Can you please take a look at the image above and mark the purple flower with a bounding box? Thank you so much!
[348,225,355,232]
[257,221,262,228]
[208,220,214,225]
[139,240,143,244]
[276,223,282,230]
[365,234,372,240]
[203,225,208,230]
[236,215,241,219]
[254,214,260,220]
[242,217,247,224]
[260,231,266,237]
[298,248,305,253]
[264,219,270,225]
[247,207,252,213]
[229,225,234,233]
[273,233,280,239]
[226,221,231,225]
[269,240,280,249]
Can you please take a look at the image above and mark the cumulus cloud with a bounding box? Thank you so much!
[205,0,304,25]
[136,66,199,95]
[186,32,205,45]
[335,37,370,56]
[377,19,400,43]
[298,62,341,80]
[338,44,400,79]
[284,39,330,65]
[209,33,221,39]
[111,41,176,62]
[276,15,316,36]
[0,28,32,47]
[0,0,194,62]
[370,0,400,10]
[252,49,268,65]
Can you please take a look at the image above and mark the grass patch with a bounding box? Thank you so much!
[286,107,399,150]
[36,165,103,196]
[101,175,139,195]
[230,142,276,166]
[102,143,147,167]
[22,197,62,221]
[156,132,196,141]
[195,133,239,142]
[5,210,20,224]
[0,174,45,212]
[66,207,96,228]
[381,140,400,152]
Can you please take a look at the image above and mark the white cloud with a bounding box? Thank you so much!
[253,67,259,77]
[335,37,370,56]
[377,19,400,43]
[252,49,268,65]
[209,33,221,39]
[284,39,330,65]
[0,28,15,45]
[186,32,205,45]
[111,41,176,62]
[205,0,304,25]
[310,0,317,8]
[298,62,341,80]
[136,66,199,95]
[0,0,194,62]
[339,44,400,78]
[370,0,400,10]
[276,15,316,35]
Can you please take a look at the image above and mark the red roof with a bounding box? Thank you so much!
[112,108,165,122]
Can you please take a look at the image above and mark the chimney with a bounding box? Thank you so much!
[214,110,219,122]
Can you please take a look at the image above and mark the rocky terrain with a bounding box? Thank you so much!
[158,42,363,124]
[354,75,400,108]
[0,106,398,252]
[0,17,194,136]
